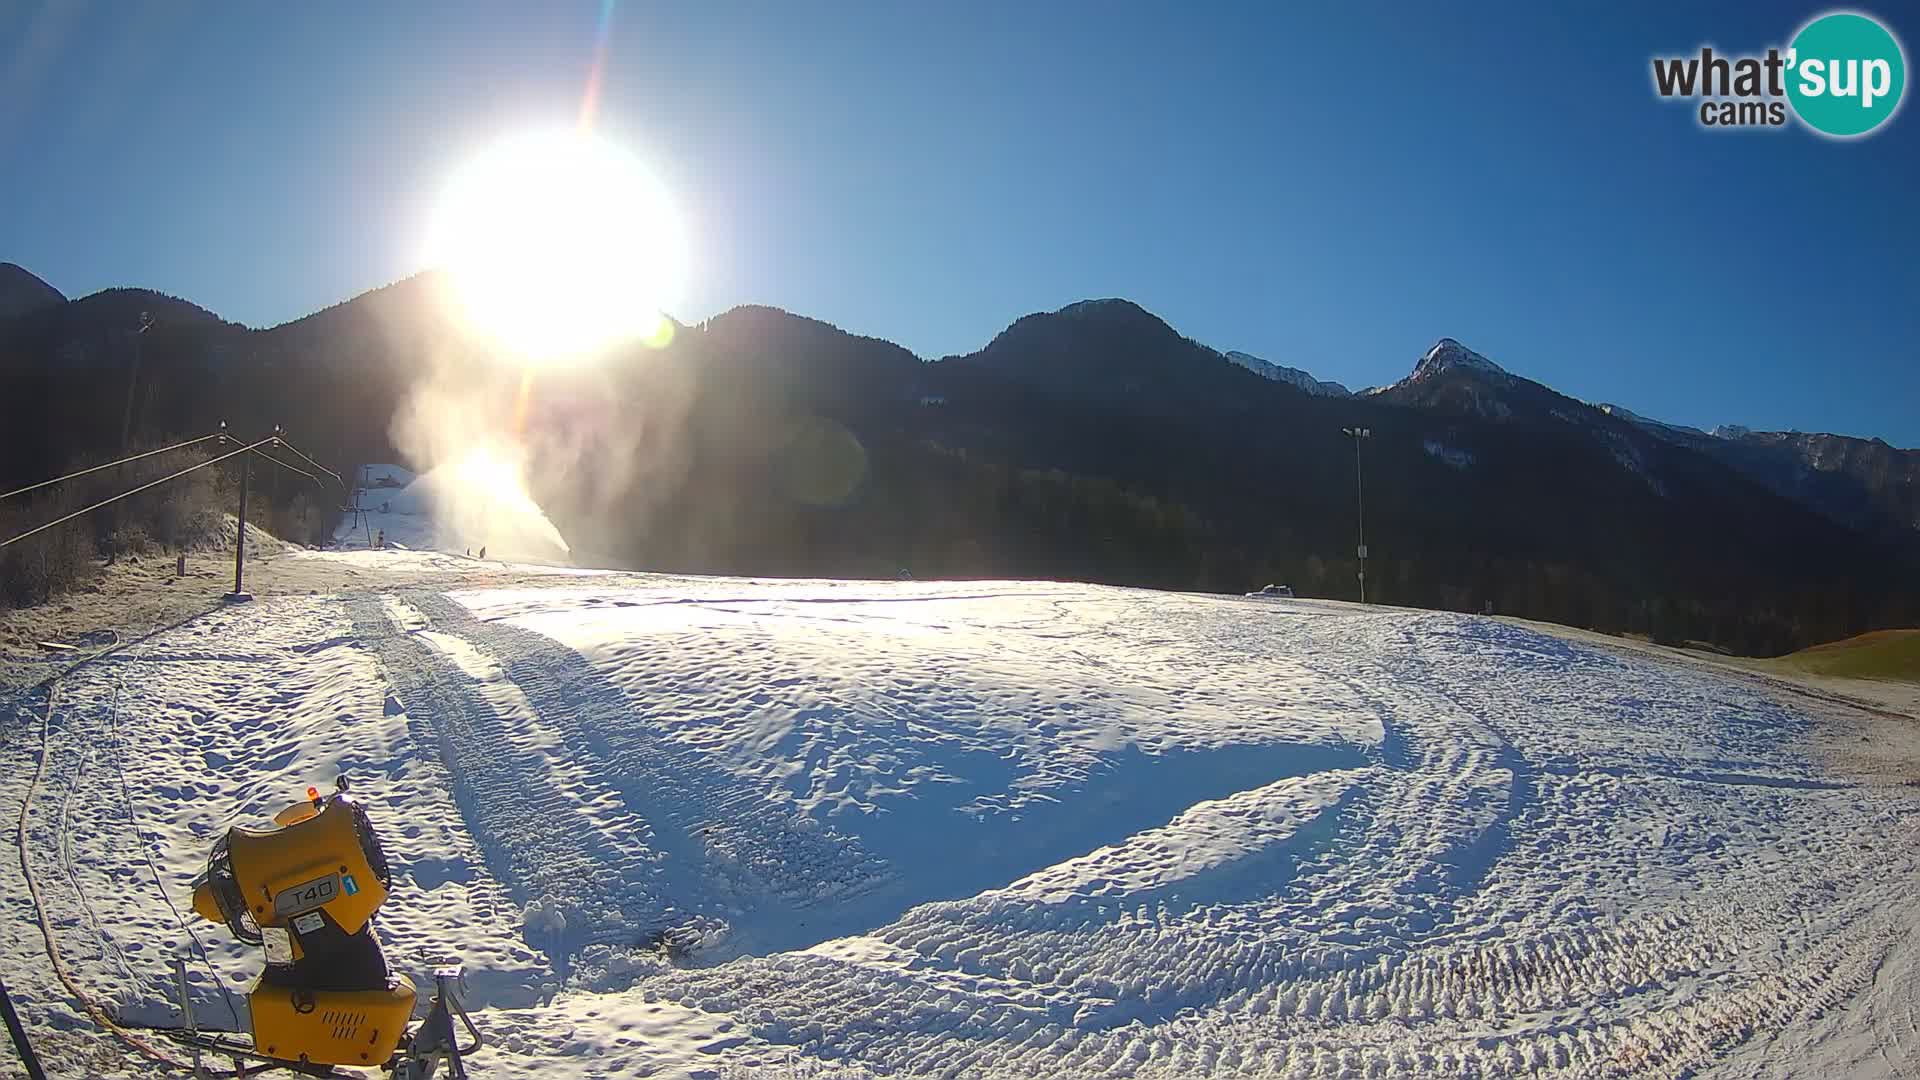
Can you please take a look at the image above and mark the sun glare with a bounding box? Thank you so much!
[427,130,686,362]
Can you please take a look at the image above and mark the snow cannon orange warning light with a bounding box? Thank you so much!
[272,786,326,827]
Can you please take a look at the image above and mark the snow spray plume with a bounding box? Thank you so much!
[383,280,696,565]
[518,342,698,566]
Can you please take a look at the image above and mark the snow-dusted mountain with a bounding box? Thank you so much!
[1386,341,1920,538]
[1374,337,1561,423]
[1606,405,1920,535]
[3,266,1911,653]
[1222,349,1351,397]
[1405,337,1511,384]
[1597,403,1713,443]
[1373,338,1746,501]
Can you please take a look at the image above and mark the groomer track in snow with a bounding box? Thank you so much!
[3,574,1918,1078]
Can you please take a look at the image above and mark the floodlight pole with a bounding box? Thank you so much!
[119,311,154,450]
[1343,427,1372,604]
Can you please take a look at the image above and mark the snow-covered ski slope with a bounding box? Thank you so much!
[4,575,1918,1079]
[330,463,573,565]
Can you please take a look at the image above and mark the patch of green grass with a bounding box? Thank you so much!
[1771,629,1920,682]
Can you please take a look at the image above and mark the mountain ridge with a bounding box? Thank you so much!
[1,260,1913,656]
[1223,350,1352,398]
[0,262,63,320]
[1,262,1904,452]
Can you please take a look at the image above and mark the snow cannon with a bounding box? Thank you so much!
[179,775,480,1077]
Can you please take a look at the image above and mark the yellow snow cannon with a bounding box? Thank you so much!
[180,776,480,1077]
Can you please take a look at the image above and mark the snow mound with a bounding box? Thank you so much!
[212,512,292,556]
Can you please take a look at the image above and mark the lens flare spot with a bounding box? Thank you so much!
[777,417,869,507]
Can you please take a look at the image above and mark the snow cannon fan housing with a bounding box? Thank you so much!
[191,782,416,1068]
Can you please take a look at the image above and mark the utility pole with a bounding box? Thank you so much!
[231,454,251,601]
[119,311,154,450]
[1342,427,1372,604]
[359,465,373,550]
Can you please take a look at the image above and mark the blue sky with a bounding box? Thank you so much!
[2,1,1915,444]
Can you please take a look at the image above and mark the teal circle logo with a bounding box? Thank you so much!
[1787,12,1906,137]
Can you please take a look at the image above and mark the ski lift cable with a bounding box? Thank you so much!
[0,437,275,551]
[261,434,345,492]
[237,444,320,485]
[215,427,339,489]
[0,432,225,503]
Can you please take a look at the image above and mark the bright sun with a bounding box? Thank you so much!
[426,130,686,361]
